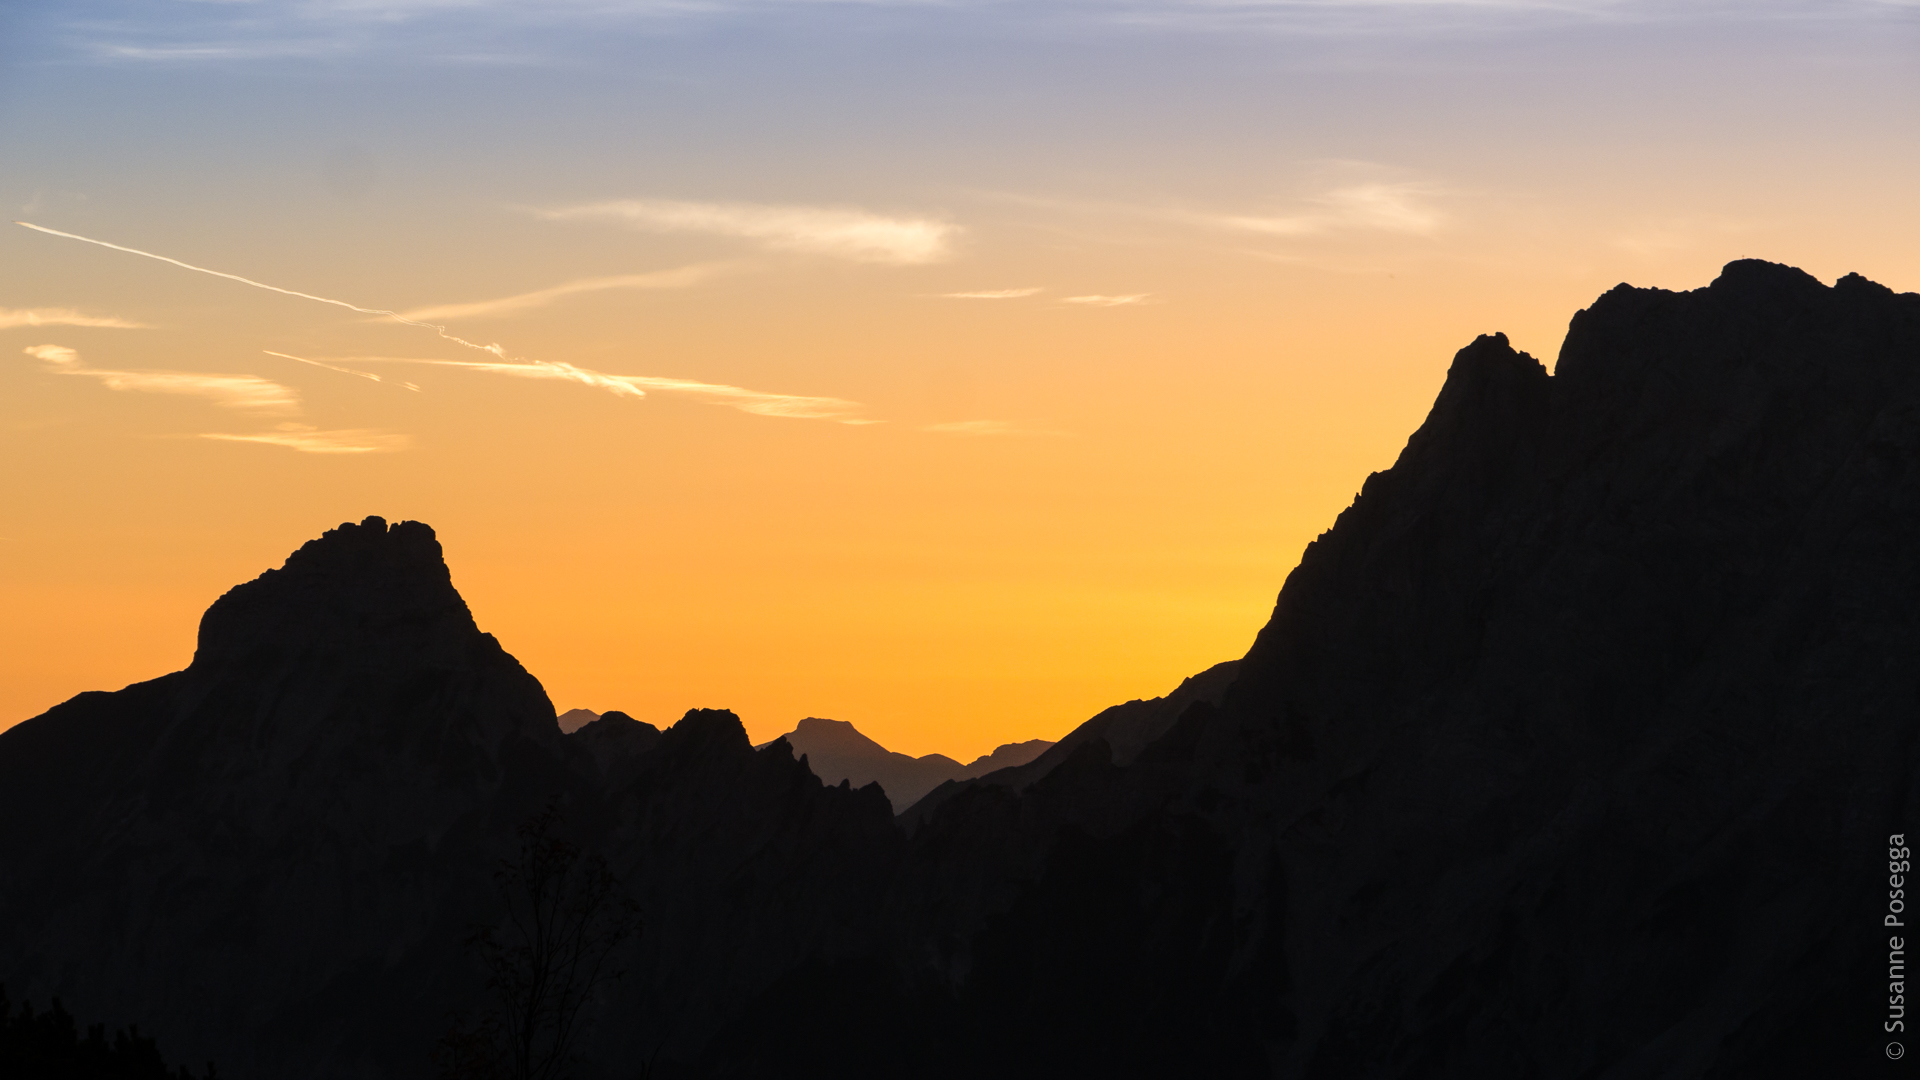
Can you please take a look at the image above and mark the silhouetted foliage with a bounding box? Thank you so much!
[0,984,216,1079]
[437,802,641,1080]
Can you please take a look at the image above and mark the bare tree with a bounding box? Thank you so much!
[439,802,641,1080]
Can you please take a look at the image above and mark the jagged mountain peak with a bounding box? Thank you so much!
[192,515,478,671]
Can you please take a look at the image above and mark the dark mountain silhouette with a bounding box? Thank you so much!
[0,521,897,1078]
[571,709,661,777]
[763,716,1053,810]
[897,659,1239,830]
[1,259,1912,1078]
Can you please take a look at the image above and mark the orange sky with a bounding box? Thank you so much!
[2,1,1916,758]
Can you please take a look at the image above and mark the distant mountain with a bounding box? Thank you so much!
[764,718,1053,811]
[897,660,1238,829]
[2,260,1910,1077]
[557,707,600,733]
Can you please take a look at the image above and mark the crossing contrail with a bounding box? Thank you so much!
[14,220,509,359]
[15,219,874,423]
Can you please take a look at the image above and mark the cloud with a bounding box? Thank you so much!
[1212,183,1444,238]
[350,355,868,421]
[1061,294,1150,307]
[264,350,421,390]
[539,200,958,264]
[25,344,301,414]
[0,307,148,330]
[396,264,726,322]
[942,288,1043,299]
[924,419,1065,436]
[15,220,512,361]
[13,221,862,423]
[201,423,410,454]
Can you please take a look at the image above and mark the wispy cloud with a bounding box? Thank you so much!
[15,221,863,424]
[1061,294,1150,307]
[14,220,512,360]
[350,355,868,421]
[942,288,1043,299]
[539,200,958,264]
[924,419,1065,436]
[1208,183,1444,238]
[264,351,421,391]
[201,423,410,454]
[25,344,300,414]
[0,307,149,330]
[396,264,726,322]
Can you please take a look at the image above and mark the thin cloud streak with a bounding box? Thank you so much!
[13,220,514,360]
[26,344,301,414]
[264,351,422,391]
[1208,182,1444,237]
[14,220,860,424]
[1061,294,1150,307]
[397,264,727,322]
[352,355,868,421]
[0,308,149,330]
[540,200,958,264]
[942,288,1044,299]
[201,423,410,454]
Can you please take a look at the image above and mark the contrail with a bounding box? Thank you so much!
[17,219,873,423]
[264,351,421,392]
[14,220,508,359]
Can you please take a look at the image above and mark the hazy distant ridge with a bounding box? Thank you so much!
[757,718,1052,811]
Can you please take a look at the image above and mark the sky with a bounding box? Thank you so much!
[1,0,1916,758]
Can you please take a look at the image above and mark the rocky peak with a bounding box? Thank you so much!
[190,516,476,672]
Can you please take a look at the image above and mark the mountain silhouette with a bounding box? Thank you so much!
[2,260,1913,1077]
[763,716,1053,810]
[897,658,1239,830]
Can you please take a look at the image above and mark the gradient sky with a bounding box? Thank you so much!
[2,0,1915,758]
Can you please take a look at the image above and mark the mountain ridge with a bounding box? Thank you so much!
[2,259,1911,1077]
[759,716,1054,811]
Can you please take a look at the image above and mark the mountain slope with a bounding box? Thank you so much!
[897,659,1240,829]
[2,260,1911,1079]
[768,717,1053,811]
[0,520,905,1078]
[873,260,1920,1078]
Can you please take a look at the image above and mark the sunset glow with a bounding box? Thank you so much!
[2,0,1915,759]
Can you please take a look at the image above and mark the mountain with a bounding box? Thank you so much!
[872,260,1916,1077]
[0,517,579,1075]
[2,260,1911,1078]
[0,521,899,1078]
[557,707,600,733]
[896,659,1239,830]
[765,717,1054,811]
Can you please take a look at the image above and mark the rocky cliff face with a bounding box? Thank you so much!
[1,260,1910,1079]
[877,260,1919,1078]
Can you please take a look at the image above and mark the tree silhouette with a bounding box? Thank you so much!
[0,984,217,1079]
[438,802,641,1080]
